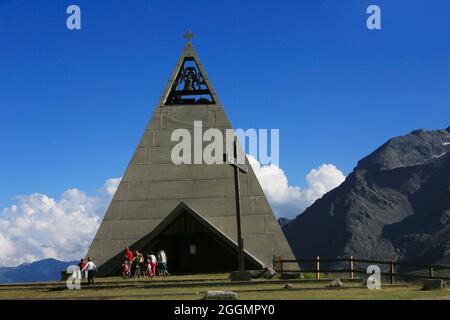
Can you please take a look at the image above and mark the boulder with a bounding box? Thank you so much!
[249,269,266,278]
[204,291,238,300]
[284,283,292,289]
[262,267,276,279]
[248,267,276,279]
[421,279,447,291]
[328,279,344,288]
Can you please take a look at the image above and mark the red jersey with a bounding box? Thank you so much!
[125,249,134,261]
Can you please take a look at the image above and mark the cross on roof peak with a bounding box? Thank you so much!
[183,30,194,46]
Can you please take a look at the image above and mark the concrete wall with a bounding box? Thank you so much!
[86,49,296,272]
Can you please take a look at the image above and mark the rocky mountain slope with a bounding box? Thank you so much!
[283,127,450,265]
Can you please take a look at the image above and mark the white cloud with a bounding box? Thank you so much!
[247,155,345,219]
[0,178,121,267]
[0,158,344,266]
[100,177,122,197]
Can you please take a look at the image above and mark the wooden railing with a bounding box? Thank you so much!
[273,256,450,284]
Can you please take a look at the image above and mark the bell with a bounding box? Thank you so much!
[182,67,196,91]
[183,78,194,91]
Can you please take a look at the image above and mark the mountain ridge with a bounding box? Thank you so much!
[0,258,77,283]
[283,126,450,265]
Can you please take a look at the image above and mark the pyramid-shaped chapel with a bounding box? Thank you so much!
[86,39,296,275]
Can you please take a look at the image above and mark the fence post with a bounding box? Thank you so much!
[316,256,320,280]
[390,261,395,285]
[429,266,434,279]
[349,256,354,279]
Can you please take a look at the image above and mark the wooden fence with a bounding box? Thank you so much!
[273,256,450,284]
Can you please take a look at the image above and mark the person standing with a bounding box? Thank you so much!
[148,251,157,277]
[78,258,86,279]
[124,246,134,262]
[157,250,169,276]
[137,251,145,278]
[81,257,97,286]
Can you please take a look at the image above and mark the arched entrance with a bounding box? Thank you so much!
[135,202,263,274]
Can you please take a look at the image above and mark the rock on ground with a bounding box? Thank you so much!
[328,279,344,288]
[263,267,276,279]
[204,291,238,300]
[249,267,276,279]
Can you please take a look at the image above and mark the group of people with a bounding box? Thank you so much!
[122,247,169,279]
[74,247,168,286]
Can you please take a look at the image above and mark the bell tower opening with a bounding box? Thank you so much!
[165,57,215,105]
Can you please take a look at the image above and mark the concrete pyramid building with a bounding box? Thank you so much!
[86,39,295,275]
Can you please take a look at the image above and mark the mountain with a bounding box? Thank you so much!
[283,127,450,265]
[0,258,78,284]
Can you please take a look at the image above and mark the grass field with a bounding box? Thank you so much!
[0,274,448,300]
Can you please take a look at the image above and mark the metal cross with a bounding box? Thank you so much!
[223,138,248,272]
[183,30,194,45]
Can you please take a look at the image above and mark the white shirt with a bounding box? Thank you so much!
[82,261,97,271]
[149,255,157,263]
[158,251,167,263]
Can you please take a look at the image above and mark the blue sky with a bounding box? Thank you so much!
[1,0,449,209]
